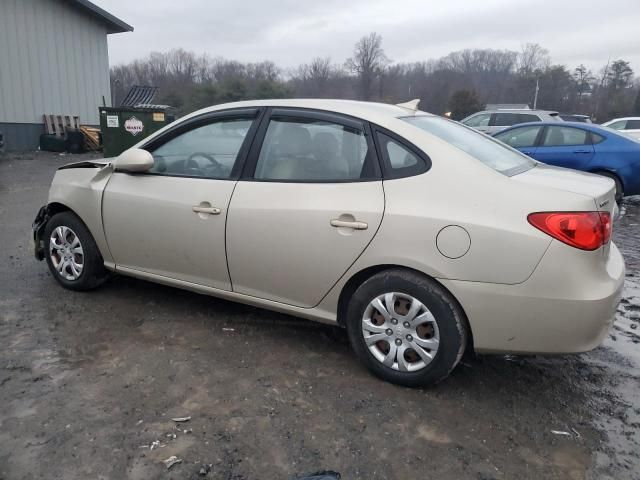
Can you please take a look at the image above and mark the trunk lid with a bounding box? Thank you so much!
[513,163,616,213]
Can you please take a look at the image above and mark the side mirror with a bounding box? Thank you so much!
[113,148,154,172]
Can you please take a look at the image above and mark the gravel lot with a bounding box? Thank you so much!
[1,151,639,480]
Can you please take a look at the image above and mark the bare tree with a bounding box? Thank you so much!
[296,57,335,97]
[518,43,550,76]
[345,32,389,100]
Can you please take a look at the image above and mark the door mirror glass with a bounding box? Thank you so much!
[114,148,154,172]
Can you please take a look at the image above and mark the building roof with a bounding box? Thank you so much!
[69,0,133,34]
[485,103,530,111]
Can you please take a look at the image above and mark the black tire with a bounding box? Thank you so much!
[345,269,468,387]
[597,171,624,203]
[43,211,109,291]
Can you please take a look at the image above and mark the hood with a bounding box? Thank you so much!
[58,159,109,171]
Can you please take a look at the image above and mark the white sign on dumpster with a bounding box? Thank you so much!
[124,116,144,136]
[106,115,119,128]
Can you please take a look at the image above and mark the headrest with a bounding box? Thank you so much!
[279,125,311,156]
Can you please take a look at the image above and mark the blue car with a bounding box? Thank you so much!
[494,122,640,199]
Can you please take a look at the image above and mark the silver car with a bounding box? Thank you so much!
[32,99,624,386]
[461,109,562,134]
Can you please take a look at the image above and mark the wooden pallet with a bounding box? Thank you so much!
[79,126,101,151]
[43,114,80,137]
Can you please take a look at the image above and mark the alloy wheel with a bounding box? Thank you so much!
[49,226,84,281]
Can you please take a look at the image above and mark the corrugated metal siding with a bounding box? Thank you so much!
[0,0,111,126]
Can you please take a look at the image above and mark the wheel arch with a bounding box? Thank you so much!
[47,201,74,216]
[44,201,113,266]
[336,264,475,352]
[589,168,624,189]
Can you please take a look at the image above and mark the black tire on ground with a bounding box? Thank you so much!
[345,269,468,387]
[43,211,110,291]
[597,171,624,203]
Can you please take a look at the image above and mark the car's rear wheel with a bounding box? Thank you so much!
[44,211,109,291]
[596,171,624,202]
[346,269,468,387]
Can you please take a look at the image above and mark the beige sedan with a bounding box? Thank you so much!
[32,99,624,386]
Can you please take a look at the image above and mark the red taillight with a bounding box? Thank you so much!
[527,211,612,251]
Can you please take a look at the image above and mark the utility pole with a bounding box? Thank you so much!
[533,77,540,109]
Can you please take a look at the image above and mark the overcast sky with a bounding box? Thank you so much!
[102,0,640,74]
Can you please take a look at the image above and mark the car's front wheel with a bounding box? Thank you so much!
[44,211,109,291]
[346,269,468,387]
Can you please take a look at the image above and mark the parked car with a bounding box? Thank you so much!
[559,114,592,123]
[33,99,623,386]
[460,109,561,134]
[494,121,640,200]
[601,117,640,139]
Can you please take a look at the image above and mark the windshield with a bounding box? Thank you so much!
[401,115,536,176]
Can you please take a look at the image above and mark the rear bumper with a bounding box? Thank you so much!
[441,241,625,354]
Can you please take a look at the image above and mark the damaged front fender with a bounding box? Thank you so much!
[32,205,50,260]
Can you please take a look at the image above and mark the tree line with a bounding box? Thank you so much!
[110,33,639,122]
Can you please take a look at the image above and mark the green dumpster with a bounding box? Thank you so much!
[99,106,174,158]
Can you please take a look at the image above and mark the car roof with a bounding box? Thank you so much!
[181,99,435,125]
[478,109,558,115]
[498,121,595,130]
[603,117,640,122]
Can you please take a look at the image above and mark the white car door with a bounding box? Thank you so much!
[102,109,259,290]
[226,109,385,308]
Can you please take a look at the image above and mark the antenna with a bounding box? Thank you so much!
[396,99,420,113]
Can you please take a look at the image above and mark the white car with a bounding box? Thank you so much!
[32,99,624,386]
[602,117,640,139]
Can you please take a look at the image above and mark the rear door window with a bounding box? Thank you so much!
[626,120,640,129]
[517,114,541,123]
[253,117,374,181]
[607,120,627,130]
[492,113,521,127]
[541,126,590,146]
[462,113,491,127]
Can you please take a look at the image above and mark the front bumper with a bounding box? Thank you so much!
[441,241,625,354]
[32,205,49,260]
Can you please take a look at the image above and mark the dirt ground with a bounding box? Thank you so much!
[0,151,639,480]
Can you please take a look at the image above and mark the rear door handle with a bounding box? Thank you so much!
[330,219,368,230]
[573,149,591,154]
[192,205,221,215]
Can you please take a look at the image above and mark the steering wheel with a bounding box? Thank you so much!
[185,152,222,176]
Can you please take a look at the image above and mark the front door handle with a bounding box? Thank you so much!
[192,205,221,215]
[330,219,368,230]
[573,149,591,154]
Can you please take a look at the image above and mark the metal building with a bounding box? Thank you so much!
[0,0,132,151]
